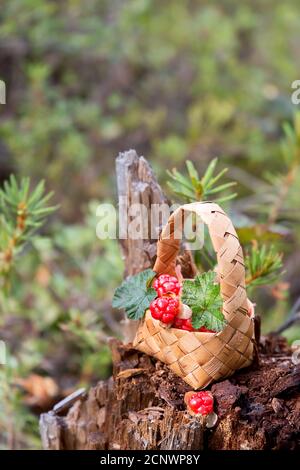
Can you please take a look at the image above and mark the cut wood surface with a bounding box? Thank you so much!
[39,151,300,450]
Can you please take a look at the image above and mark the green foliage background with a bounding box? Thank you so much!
[0,0,300,449]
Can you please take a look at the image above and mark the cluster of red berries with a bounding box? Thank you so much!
[150,274,181,325]
[153,274,181,297]
[150,274,215,331]
[188,391,214,415]
[173,318,214,332]
[149,296,179,324]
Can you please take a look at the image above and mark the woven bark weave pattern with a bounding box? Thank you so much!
[133,202,255,389]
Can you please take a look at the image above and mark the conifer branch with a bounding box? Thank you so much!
[0,175,57,288]
[245,242,284,288]
[167,158,237,203]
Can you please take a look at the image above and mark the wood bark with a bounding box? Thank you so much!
[39,151,300,450]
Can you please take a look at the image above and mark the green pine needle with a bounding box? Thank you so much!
[167,158,237,203]
[245,244,284,288]
[0,175,57,280]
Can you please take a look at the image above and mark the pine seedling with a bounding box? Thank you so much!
[0,175,57,285]
[262,113,300,228]
[167,158,237,203]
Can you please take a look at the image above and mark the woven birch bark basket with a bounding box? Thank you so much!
[133,201,255,389]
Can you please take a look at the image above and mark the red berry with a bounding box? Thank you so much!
[157,297,168,309]
[149,296,180,324]
[181,318,194,331]
[172,317,216,333]
[153,274,181,297]
[151,308,162,320]
[188,392,213,415]
[173,318,184,329]
[189,396,202,409]
[198,326,215,333]
[174,318,194,331]
[162,313,175,323]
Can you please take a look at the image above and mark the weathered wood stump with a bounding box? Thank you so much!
[39,150,300,450]
[39,336,300,450]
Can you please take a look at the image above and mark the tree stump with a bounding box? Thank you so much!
[39,336,300,450]
[39,151,300,450]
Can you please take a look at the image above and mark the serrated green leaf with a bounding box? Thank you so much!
[112,269,157,320]
[193,309,226,331]
[182,271,225,332]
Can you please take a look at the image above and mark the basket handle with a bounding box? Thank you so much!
[153,201,249,321]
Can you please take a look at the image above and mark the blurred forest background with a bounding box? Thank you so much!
[1,0,300,449]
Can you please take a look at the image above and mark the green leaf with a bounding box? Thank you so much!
[112,269,157,320]
[182,271,225,332]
